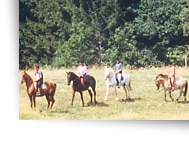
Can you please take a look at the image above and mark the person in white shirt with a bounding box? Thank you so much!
[34,64,43,95]
[77,61,87,86]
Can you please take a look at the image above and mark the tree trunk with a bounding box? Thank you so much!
[185,55,187,68]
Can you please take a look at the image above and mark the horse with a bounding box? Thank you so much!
[66,72,97,107]
[104,67,131,101]
[20,71,56,110]
[154,74,188,102]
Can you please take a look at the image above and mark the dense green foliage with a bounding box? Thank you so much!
[19,0,189,69]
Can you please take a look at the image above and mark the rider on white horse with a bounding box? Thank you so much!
[114,58,123,88]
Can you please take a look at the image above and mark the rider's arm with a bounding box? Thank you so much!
[35,71,43,82]
[169,67,175,77]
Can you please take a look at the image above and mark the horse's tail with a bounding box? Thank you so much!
[184,80,188,97]
[51,83,57,96]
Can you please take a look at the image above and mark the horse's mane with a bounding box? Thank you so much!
[156,73,168,80]
[70,71,79,77]
[22,71,33,82]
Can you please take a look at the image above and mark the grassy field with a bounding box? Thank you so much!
[19,67,189,120]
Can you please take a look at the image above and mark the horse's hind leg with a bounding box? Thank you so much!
[45,95,50,110]
[127,85,131,99]
[88,90,93,105]
[122,84,128,100]
[176,90,182,102]
[49,95,55,109]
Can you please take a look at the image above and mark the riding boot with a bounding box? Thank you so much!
[38,87,42,95]
[118,81,121,88]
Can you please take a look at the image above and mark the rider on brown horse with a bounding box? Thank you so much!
[77,61,88,88]
[168,62,175,91]
[34,64,43,96]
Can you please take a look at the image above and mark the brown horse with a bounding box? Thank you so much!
[21,71,56,110]
[66,72,97,107]
[154,74,188,102]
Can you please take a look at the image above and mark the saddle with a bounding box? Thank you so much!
[34,83,47,89]
[115,74,123,80]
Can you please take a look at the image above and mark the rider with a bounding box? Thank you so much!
[77,61,88,87]
[34,64,43,96]
[168,61,175,91]
[114,58,123,88]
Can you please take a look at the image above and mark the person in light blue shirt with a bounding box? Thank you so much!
[114,58,123,88]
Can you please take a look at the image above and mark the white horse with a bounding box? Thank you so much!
[104,67,131,101]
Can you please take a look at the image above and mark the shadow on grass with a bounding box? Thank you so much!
[51,108,70,114]
[86,101,109,107]
[177,100,189,104]
[119,97,142,103]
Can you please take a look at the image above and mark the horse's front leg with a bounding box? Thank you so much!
[71,91,75,106]
[80,92,84,107]
[164,91,167,102]
[28,95,32,109]
[169,91,174,102]
[104,85,109,101]
[114,86,118,101]
[32,96,36,110]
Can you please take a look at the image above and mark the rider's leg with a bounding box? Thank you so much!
[34,82,38,92]
[117,74,121,88]
[169,78,172,89]
[171,77,175,91]
[36,81,42,95]
[80,77,85,86]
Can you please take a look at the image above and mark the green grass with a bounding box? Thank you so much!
[19,67,189,120]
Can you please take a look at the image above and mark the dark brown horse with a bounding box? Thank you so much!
[66,72,97,107]
[21,71,56,110]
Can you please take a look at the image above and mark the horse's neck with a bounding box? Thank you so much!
[109,71,116,81]
[72,73,79,81]
[26,74,34,88]
[159,79,168,88]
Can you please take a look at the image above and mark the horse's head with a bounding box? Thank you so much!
[66,72,72,85]
[154,78,160,90]
[105,67,114,80]
[154,74,167,90]
[66,72,77,85]
[21,70,27,84]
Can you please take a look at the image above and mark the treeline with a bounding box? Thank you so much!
[19,0,189,69]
